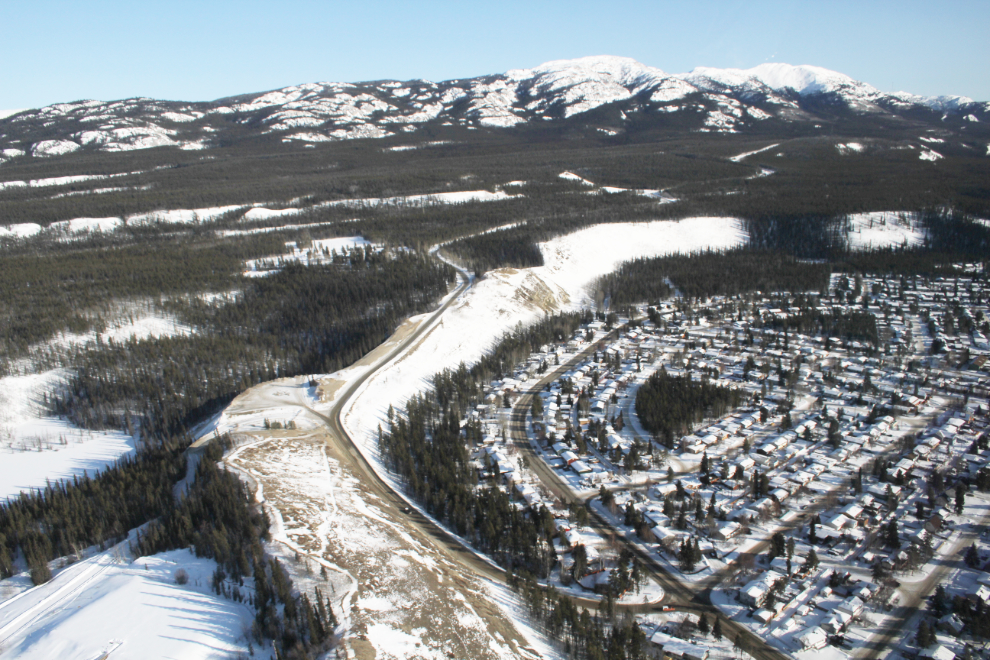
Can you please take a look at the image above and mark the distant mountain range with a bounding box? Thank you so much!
[1,55,987,163]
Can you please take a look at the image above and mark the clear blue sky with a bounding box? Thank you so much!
[1,0,987,111]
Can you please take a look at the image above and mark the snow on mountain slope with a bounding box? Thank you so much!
[343,217,746,464]
[0,56,984,160]
[511,55,669,117]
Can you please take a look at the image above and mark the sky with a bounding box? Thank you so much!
[1,0,987,112]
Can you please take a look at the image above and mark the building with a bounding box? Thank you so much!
[648,631,710,660]
[796,626,827,650]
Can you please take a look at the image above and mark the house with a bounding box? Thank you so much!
[648,631,710,660]
[918,645,955,660]
[925,514,945,535]
[715,521,742,541]
[836,596,864,618]
[822,610,852,633]
[796,626,827,650]
[938,613,965,635]
[571,460,592,475]
[740,571,785,608]
[577,568,613,593]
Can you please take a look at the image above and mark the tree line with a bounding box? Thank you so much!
[51,252,456,440]
[634,367,741,441]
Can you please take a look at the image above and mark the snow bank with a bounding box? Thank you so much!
[0,548,254,660]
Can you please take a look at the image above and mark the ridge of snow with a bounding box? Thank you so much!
[1,57,983,158]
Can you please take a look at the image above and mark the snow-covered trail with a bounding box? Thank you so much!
[0,552,117,648]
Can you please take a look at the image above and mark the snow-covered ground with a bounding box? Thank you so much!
[0,370,136,501]
[846,211,926,250]
[45,313,192,352]
[210,375,561,660]
[243,236,374,276]
[559,171,673,200]
[0,546,255,660]
[344,217,746,469]
[729,143,780,162]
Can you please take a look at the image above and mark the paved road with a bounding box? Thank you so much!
[852,501,990,658]
[298,268,608,610]
[506,335,792,660]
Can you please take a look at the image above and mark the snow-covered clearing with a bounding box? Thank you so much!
[127,204,245,226]
[560,171,672,200]
[0,224,42,239]
[238,188,515,221]
[845,211,926,250]
[0,546,255,660]
[729,143,779,162]
[48,216,123,234]
[323,188,517,208]
[0,370,136,501]
[0,171,141,192]
[836,142,864,154]
[217,220,339,237]
[243,236,374,276]
[46,313,192,352]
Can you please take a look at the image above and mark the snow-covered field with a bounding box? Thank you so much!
[0,546,255,660]
[846,211,926,250]
[0,370,136,501]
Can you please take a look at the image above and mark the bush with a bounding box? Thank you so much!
[175,568,189,585]
[30,559,52,585]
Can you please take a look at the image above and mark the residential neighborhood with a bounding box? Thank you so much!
[465,268,990,659]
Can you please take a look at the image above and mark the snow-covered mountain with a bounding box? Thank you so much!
[0,56,986,162]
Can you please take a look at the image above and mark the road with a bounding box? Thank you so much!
[852,498,990,658]
[506,332,791,660]
[255,258,792,659]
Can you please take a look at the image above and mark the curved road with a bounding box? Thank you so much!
[506,342,791,660]
[290,257,791,658]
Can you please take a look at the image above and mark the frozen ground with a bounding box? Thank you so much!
[845,211,926,250]
[216,376,557,660]
[0,546,255,660]
[0,369,135,501]
[46,313,192,352]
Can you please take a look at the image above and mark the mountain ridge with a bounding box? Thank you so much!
[0,55,987,162]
